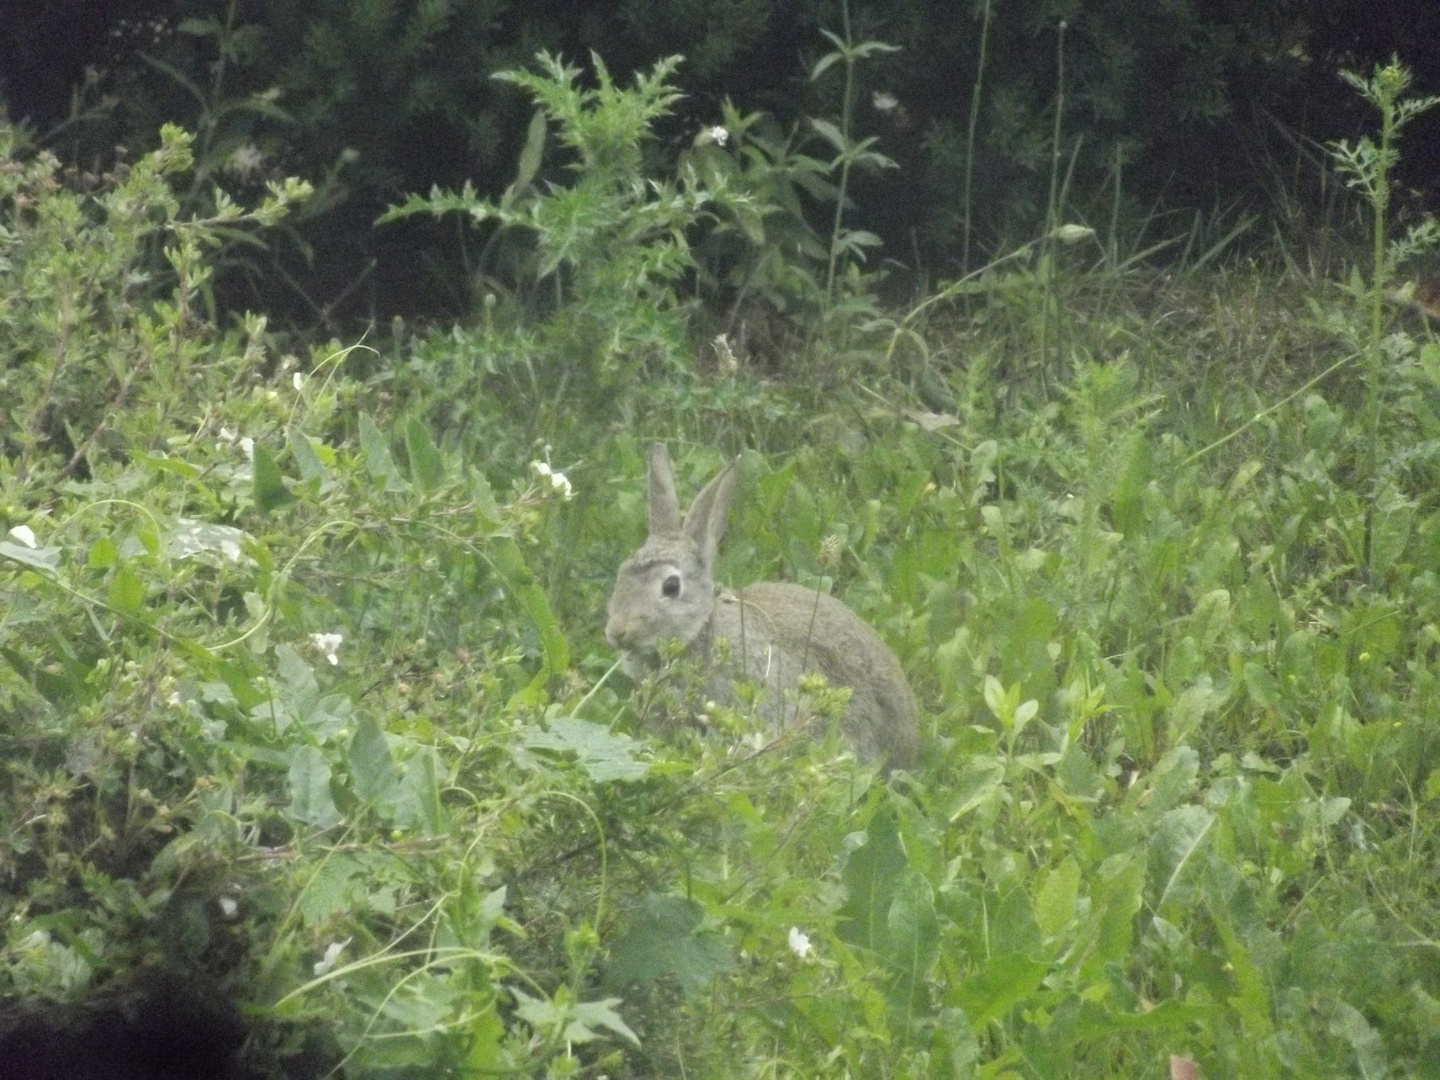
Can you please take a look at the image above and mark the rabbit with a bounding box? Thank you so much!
[605,442,919,769]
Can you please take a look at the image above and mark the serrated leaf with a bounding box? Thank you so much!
[511,988,640,1047]
[523,718,648,782]
[287,745,341,827]
[463,1004,507,1072]
[108,566,145,616]
[405,416,446,490]
[87,536,117,569]
[604,893,731,997]
[252,443,294,511]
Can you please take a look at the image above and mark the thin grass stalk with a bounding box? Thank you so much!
[962,0,993,274]
[1038,19,1068,390]
[824,0,857,306]
[1364,91,1394,534]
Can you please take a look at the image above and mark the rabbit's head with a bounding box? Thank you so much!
[605,443,736,673]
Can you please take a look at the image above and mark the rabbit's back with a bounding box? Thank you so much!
[712,582,918,769]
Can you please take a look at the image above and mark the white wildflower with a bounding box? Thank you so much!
[8,525,37,548]
[788,927,812,959]
[713,333,738,376]
[872,91,899,113]
[311,632,343,666]
[225,142,266,180]
[697,125,730,147]
[313,938,351,976]
[292,371,305,391]
[530,460,574,500]
[217,896,239,919]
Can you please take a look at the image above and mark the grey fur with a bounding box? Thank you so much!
[605,443,919,769]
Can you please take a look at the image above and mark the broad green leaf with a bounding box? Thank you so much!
[168,519,251,566]
[136,452,200,479]
[108,566,145,616]
[1144,745,1201,816]
[604,893,731,997]
[463,1002,507,1072]
[393,747,446,834]
[886,870,940,1010]
[1149,805,1215,915]
[839,805,909,953]
[2,646,88,705]
[288,426,329,485]
[287,745,341,827]
[1072,998,1212,1039]
[511,987,639,1047]
[949,955,1047,1026]
[946,757,1004,823]
[469,466,503,527]
[404,416,446,490]
[1076,852,1146,981]
[87,536,117,569]
[1327,1001,1389,1080]
[358,412,407,491]
[523,718,648,782]
[487,537,569,707]
[982,675,1007,719]
[1208,872,1276,1053]
[252,442,294,511]
[347,713,399,808]
[275,643,320,711]
[1035,857,1081,940]
[935,1008,979,1080]
[0,541,61,571]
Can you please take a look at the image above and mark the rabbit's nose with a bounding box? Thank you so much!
[604,618,626,648]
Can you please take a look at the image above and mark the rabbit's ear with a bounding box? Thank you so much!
[683,458,737,569]
[647,443,681,537]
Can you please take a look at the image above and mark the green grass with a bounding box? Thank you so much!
[3,91,1440,1079]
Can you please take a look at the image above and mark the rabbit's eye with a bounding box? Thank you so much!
[662,574,681,598]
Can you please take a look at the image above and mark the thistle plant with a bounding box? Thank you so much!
[1328,58,1440,546]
